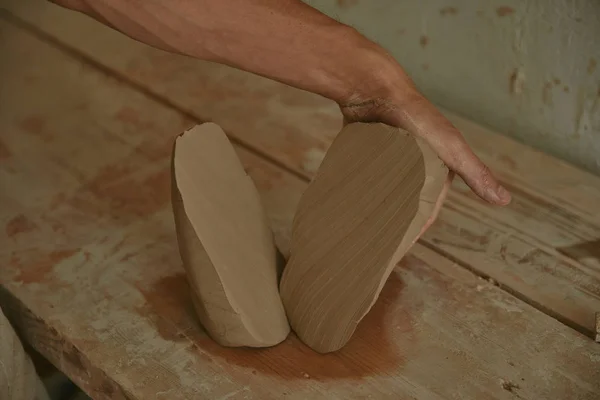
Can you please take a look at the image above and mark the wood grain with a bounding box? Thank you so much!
[4,0,598,338]
[1,15,600,400]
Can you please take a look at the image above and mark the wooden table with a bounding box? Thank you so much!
[1,2,600,399]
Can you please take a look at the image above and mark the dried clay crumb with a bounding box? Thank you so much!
[500,378,520,392]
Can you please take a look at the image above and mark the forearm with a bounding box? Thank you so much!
[51,0,410,105]
[51,0,511,206]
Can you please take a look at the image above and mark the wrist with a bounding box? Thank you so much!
[331,33,419,119]
[337,51,419,125]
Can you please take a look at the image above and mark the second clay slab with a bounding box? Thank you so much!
[172,123,290,348]
[280,122,448,353]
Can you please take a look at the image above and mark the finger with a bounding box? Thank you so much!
[443,139,511,205]
[414,171,454,243]
[397,95,511,205]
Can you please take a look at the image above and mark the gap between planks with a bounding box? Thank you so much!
[418,240,593,338]
[1,9,594,342]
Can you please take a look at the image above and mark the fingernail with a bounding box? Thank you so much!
[495,185,511,204]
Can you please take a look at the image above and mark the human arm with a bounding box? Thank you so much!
[49,0,510,205]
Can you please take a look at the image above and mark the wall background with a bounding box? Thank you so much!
[308,0,600,175]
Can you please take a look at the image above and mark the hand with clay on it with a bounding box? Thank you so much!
[341,114,455,245]
[51,0,511,222]
[335,51,512,234]
[339,70,511,206]
[338,78,506,239]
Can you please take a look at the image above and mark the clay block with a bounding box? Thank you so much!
[171,123,289,347]
[280,122,449,353]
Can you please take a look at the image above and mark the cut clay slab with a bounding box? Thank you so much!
[171,123,290,347]
[280,122,449,353]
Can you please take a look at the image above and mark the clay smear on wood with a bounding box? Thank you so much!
[280,122,448,353]
[171,123,289,347]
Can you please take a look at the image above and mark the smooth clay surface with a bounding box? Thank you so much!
[280,122,448,353]
[171,123,289,347]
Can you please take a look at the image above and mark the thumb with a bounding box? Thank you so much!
[396,94,511,205]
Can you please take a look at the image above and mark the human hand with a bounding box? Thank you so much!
[339,118,454,244]
[339,74,511,208]
[337,70,510,240]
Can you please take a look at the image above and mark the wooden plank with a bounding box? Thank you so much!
[4,0,599,336]
[1,15,600,400]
